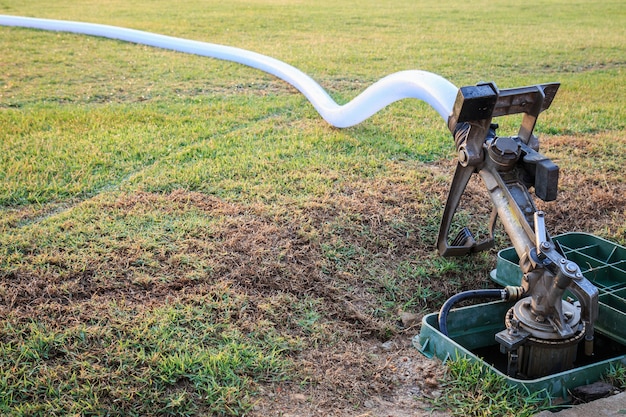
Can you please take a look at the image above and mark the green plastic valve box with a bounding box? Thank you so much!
[415,232,626,400]
[415,301,626,400]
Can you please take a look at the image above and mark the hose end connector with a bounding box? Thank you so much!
[504,286,525,301]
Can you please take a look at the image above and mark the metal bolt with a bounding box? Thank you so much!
[541,241,551,251]
[458,149,469,166]
[565,262,578,274]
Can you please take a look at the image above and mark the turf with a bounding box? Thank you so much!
[1,0,625,415]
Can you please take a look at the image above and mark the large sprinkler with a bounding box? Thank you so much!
[1,15,599,379]
[436,82,599,378]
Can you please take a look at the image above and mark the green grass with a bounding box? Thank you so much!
[604,363,626,391]
[1,0,624,207]
[1,0,625,415]
[0,296,293,416]
[430,356,555,417]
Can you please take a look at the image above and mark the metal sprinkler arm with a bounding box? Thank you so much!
[532,212,599,342]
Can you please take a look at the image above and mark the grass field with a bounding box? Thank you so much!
[1,0,625,415]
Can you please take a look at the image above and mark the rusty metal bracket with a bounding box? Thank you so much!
[437,81,560,257]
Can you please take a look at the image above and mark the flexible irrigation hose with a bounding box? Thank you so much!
[0,15,458,127]
[438,289,508,336]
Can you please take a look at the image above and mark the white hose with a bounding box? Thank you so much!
[0,15,458,127]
